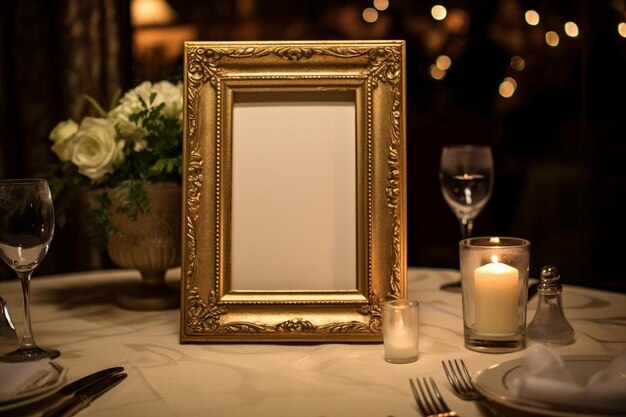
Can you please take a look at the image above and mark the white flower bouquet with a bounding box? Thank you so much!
[48,80,183,247]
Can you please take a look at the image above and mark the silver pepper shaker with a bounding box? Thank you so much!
[527,265,575,345]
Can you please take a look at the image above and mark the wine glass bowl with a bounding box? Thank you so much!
[438,145,493,292]
[0,178,59,361]
[439,145,493,239]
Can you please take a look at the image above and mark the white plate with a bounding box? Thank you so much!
[474,354,619,417]
[0,362,67,412]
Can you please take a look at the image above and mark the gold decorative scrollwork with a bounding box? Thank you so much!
[186,285,382,335]
[182,41,405,341]
[185,289,226,333]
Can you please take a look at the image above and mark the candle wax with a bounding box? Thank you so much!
[384,326,418,359]
[474,262,519,333]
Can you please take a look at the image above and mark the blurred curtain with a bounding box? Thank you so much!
[0,0,131,279]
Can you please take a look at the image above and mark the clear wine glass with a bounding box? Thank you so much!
[0,179,60,361]
[439,145,493,238]
[439,145,493,291]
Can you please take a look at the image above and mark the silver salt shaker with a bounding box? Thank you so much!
[527,265,575,345]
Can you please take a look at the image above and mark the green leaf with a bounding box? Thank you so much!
[108,88,122,111]
[114,181,150,221]
[87,190,115,249]
[82,94,108,117]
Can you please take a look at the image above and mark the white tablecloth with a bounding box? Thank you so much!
[1,268,624,417]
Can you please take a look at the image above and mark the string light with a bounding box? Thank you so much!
[504,77,517,89]
[499,78,516,98]
[510,56,525,71]
[373,0,389,11]
[525,10,540,26]
[545,31,560,46]
[363,7,378,23]
[429,64,446,80]
[431,5,447,21]
[436,55,451,70]
[564,21,579,37]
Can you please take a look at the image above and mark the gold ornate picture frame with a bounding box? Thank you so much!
[181,40,406,342]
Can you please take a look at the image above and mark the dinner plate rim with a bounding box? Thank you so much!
[473,354,620,417]
[0,362,67,411]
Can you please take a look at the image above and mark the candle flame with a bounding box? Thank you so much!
[491,255,499,263]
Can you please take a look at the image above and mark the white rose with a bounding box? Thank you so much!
[151,80,183,120]
[108,81,152,121]
[50,119,79,161]
[67,117,125,181]
[114,119,148,151]
[108,80,182,148]
[109,80,183,120]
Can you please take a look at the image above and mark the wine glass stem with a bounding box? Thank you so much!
[17,271,36,348]
[460,218,474,239]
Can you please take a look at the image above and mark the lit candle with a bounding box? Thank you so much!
[382,300,419,363]
[384,324,419,359]
[474,258,519,333]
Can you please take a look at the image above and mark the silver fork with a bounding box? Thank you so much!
[409,376,459,417]
[442,359,505,417]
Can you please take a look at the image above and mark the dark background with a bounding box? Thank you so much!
[1,0,625,291]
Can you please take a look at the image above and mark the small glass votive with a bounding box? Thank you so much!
[382,299,419,363]
[460,237,530,353]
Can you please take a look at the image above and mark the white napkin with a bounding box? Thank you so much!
[507,344,626,414]
[0,358,57,400]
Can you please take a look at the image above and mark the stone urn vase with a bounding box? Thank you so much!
[107,182,181,310]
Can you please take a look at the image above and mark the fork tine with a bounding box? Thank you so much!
[417,378,437,415]
[451,359,474,393]
[442,360,463,395]
[427,376,452,414]
[442,359,503,417]
[450,360,470,392]
[411,377,458,417]
[460,359,474,386]
[409,378,429,416]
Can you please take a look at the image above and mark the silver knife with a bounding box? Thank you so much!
[42,372,127,417]
[57,367,124,396]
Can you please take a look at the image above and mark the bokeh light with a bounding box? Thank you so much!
[619,22,626,38]
[499,79,516,98]
[429,64,446,80]
[564,21,579,37]
[504,77,517,90]
[444,9,469,33]
[362,7,378,23]
[431,5,447,21]
[510,56,525,71]
[373,0,389,11]
[545,31,560,46]
[436,55,451,70]
[525,10,540,26]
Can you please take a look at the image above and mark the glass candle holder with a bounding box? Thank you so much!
[382,299,419,363]
[460,237,530,353]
